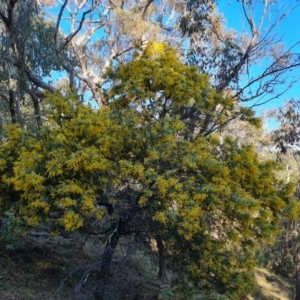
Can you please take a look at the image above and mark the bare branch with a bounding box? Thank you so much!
[57,6,94,52]
[241,0,256,36]
[75,6,112,46]
[54,0,68,47]
[12,62,56,92]
[142,0,154,18]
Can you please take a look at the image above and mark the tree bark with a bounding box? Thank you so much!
[156,234,168,282]
[282,221,291,263]
[9,89,17,124]
[28,89,43,128]
[93,222,120,300]
[295,243,300,300]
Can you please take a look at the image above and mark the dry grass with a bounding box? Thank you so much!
[0,236,296,300]
[248,267,295,300]
[0,236,162,300]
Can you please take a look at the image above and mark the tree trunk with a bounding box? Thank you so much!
[295,243,300,300]
[156,234,168,282]
[282,221,291,263]
[93,223,120,300]
[296,277,300,300]
[32,94,43,128]
[9,89,17,124]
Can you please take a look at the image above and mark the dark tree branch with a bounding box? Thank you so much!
[7,0,18,29]
[142,0,154,18]
[13,62,56,92]
[27,88,43,127]
[58,7,93,52]
[54,0,68,47]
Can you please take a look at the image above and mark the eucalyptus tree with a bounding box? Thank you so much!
[183,0,300,114]
[0,0,186,125]
[51,0,186,107]
[0,0,74,128]
[266,100,300,299]
[1,0,300,128]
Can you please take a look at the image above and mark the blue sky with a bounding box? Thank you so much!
[218,0,300,114]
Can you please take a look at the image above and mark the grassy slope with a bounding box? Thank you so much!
[0,237,295,300]
[0,244,70,299]
[248,267,295,300]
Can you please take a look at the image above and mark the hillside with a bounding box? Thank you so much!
[0,236,295,300]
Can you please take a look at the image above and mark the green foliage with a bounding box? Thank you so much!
[0,46,298,299]
[26,17,74,77]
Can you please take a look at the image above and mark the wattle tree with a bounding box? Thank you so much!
[0,45,298,299]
